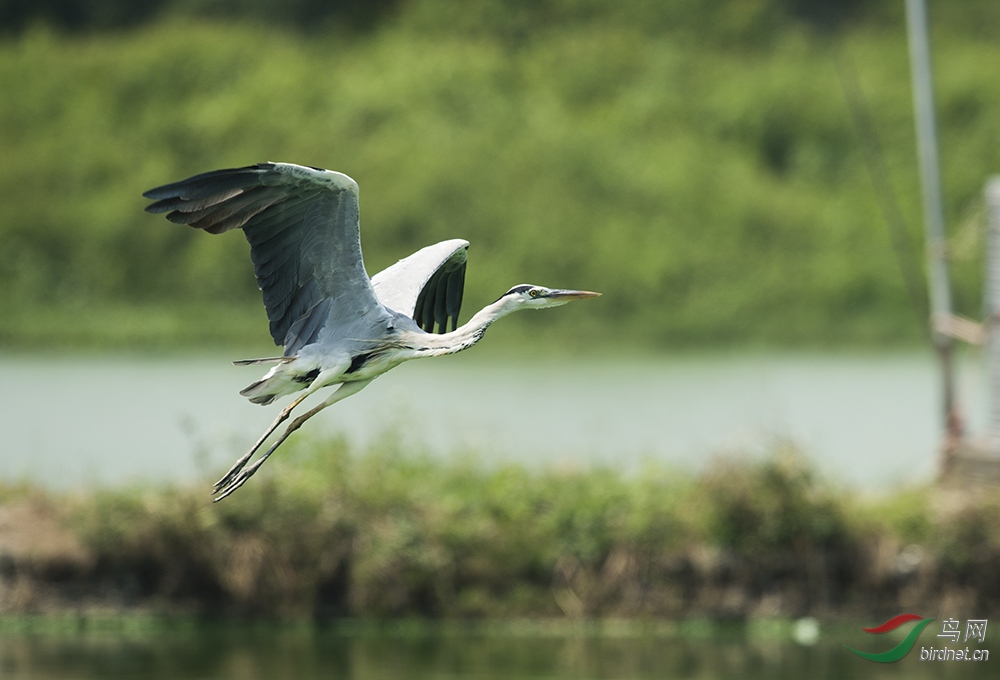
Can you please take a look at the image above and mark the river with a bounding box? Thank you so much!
[0,350,988,490]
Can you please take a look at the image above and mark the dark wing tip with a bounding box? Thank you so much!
[412,255,467,334]
[142,163,274,201]
[143,199,173,213]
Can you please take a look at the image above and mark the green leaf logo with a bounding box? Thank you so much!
[845,614,935,663]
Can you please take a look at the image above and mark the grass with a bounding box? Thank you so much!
[4,434,1000,621]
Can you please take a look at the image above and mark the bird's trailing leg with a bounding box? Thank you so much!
[212,379,373,502]
[212,390,312,493]
[213,362,349,494]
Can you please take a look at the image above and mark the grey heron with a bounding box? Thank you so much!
[144,162,600,501]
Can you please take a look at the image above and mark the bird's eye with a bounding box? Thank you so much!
[529,289,539,298]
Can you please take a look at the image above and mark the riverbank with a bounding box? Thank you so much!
[1,437,997,622]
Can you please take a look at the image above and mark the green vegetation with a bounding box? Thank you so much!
[2,2,999,350]
[4,436,1000,620]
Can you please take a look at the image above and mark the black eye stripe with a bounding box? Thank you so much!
[492,284,545,304]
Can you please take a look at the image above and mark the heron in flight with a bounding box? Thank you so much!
[144,162,600,500]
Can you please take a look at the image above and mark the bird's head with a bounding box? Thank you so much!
[496,284,601,310]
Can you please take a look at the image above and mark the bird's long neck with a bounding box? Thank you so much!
[407,298,516,357]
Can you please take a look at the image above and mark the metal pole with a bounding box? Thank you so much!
[986,177,1000,451]
[905,0,960,444]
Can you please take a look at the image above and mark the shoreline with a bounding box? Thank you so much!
[3,441,998,623]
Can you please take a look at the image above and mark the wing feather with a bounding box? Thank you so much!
[144,162,380,349]
[145,167,266,202]
[371,239,469,334]
[144,188,246,214]
[432,269,449,334]
[445,266,465,332]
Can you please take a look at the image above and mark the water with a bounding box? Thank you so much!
[0,351,988,490]
[1,352,996,679]
[0,626,992,680]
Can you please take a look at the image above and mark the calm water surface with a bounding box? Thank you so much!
[0,351,988,489]
[1,627,992,680]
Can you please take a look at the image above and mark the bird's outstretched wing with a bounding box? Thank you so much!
[371,239,468,333]
[144,163,383,353]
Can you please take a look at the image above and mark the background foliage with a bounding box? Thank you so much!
[1,0,999,350]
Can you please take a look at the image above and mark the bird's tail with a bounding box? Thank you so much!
[239,379,280,405]
[239,358,319,406]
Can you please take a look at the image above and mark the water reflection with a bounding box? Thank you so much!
[1,626,992,680]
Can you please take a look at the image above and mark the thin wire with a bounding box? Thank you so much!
[834,46,930,336]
